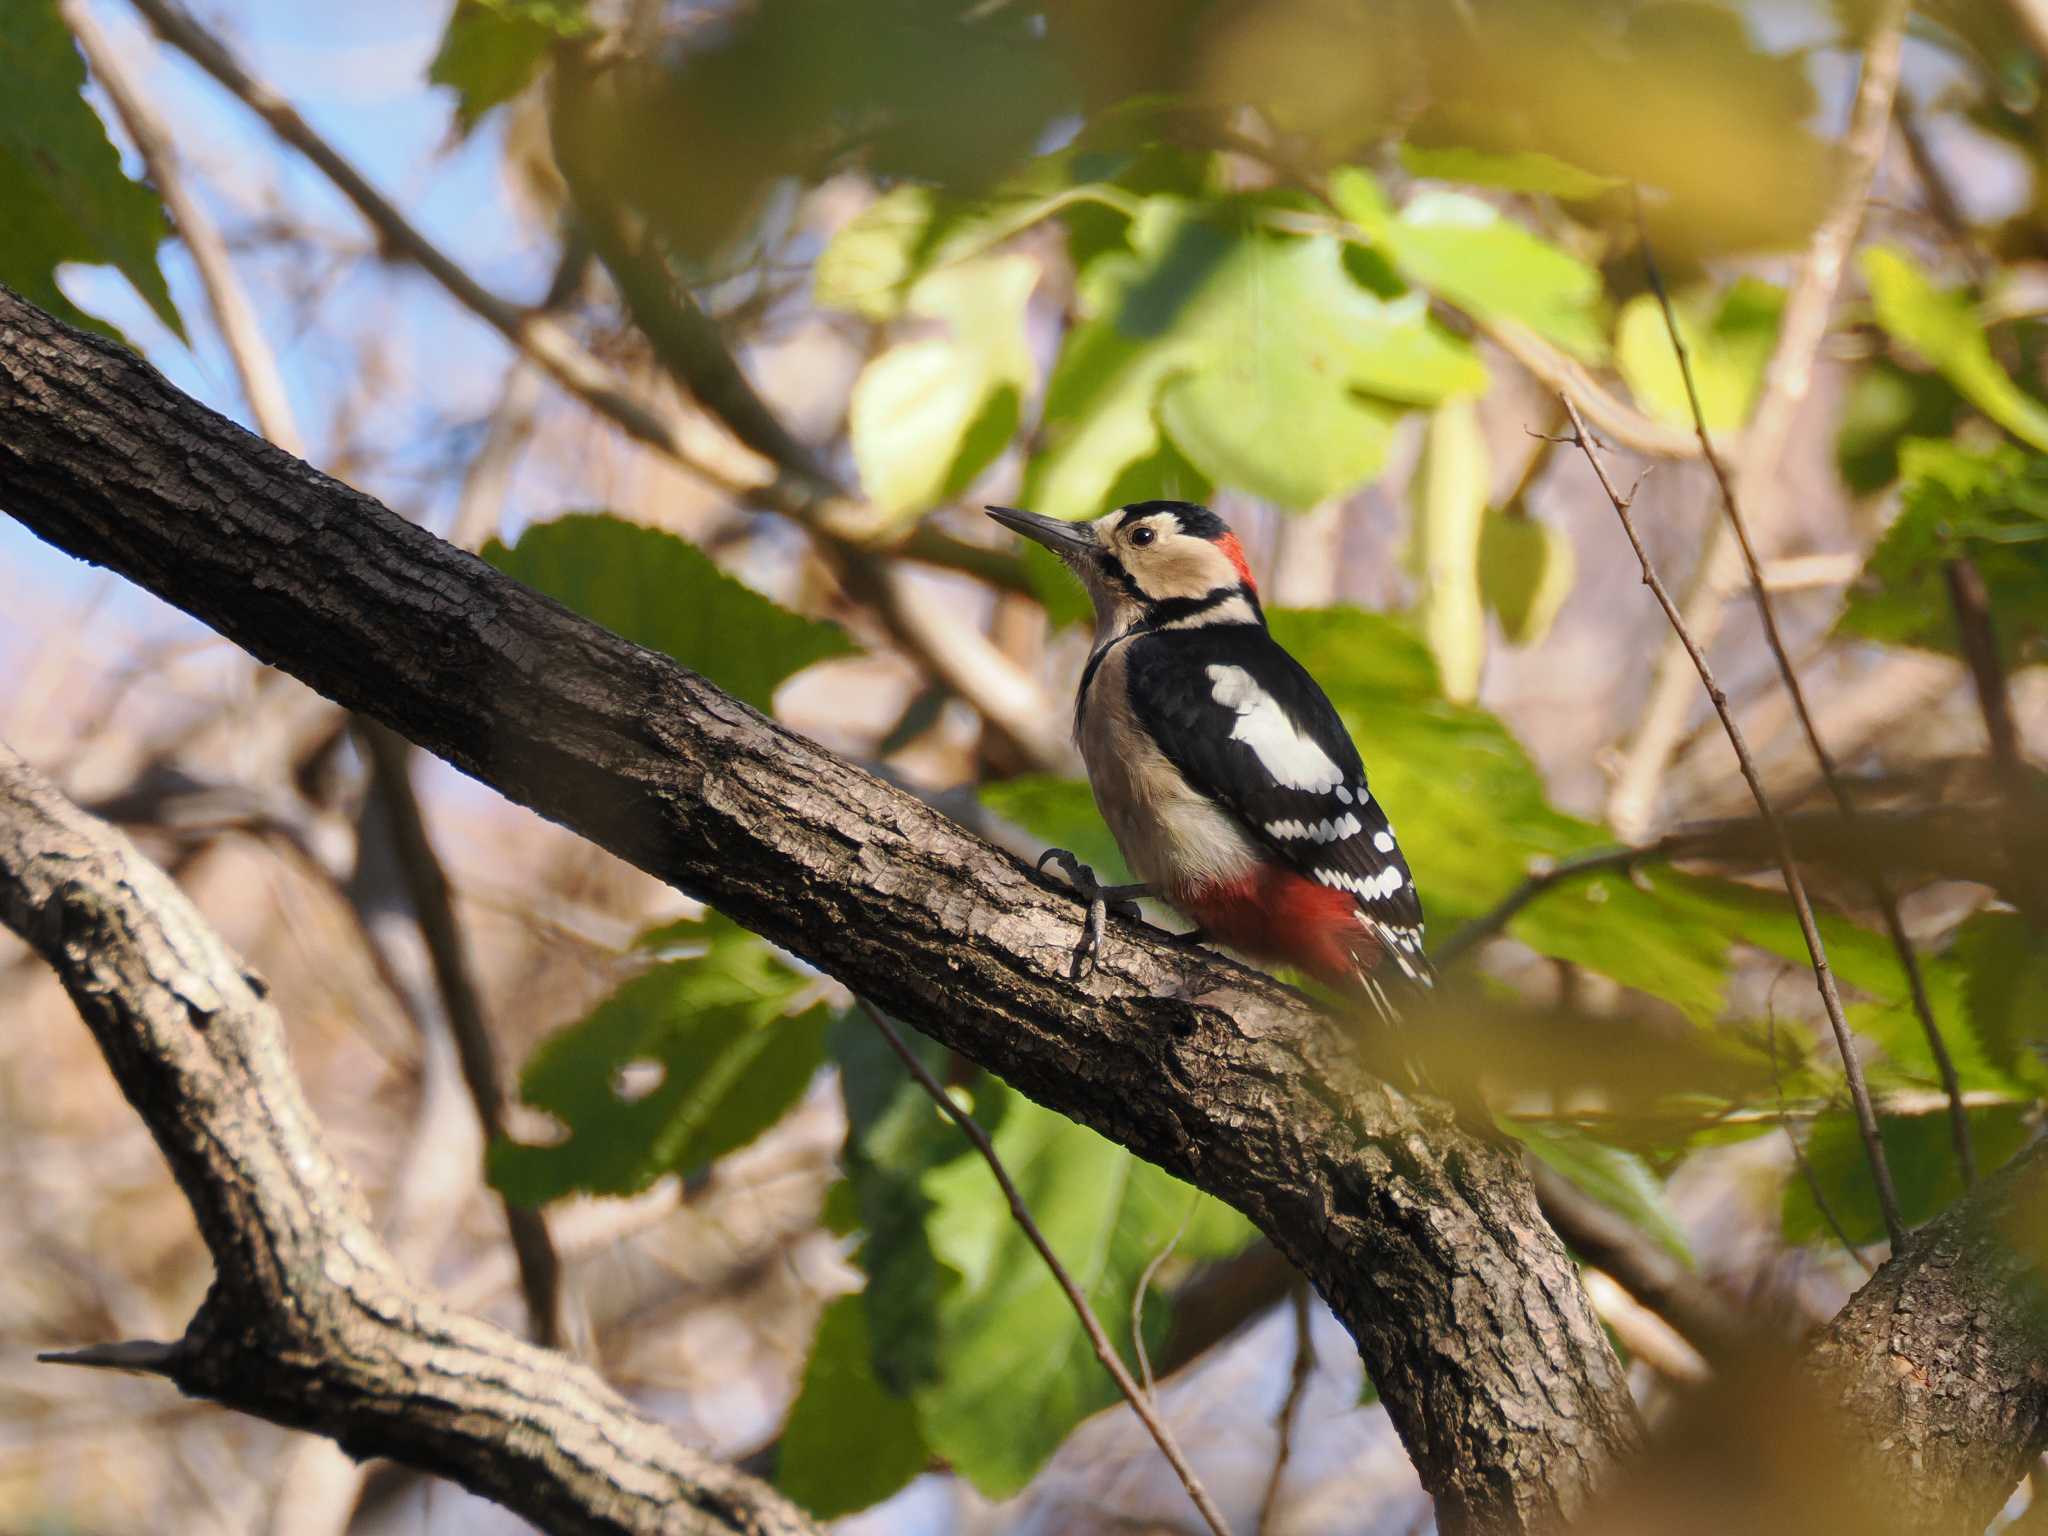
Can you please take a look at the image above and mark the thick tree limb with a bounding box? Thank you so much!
[1810,1137,2048,1533]
[0,285,1639,1531]
[0,741,819,1536]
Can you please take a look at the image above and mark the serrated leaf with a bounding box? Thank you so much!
[1835,439,2048,671]
[850,255,1035,519]
[1397,144,1621,200]
[1954,910,2048,1079]
[1410,399,1490,702]
[777,1294,929,1517]
[1024,196,1484,519]
[1863,245,2048,452]
[1615,278,1782,433]
[1509,1119,1692,1263]
[0,0,181,341]
[1783,1104,2031,1248]
[482,513,855,711]
[429,0,589,134]
[490,915,827,1205]
[1334,170,1607,361]
[1480,506,1576,646]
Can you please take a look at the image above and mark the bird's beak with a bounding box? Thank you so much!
[985,505,1094,559]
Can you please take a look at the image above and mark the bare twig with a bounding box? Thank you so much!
[1768,994,1876,1275]
[1131,1190,1197,1404]
[357,722,564,1347]
[1946,557,2025,779]
[1637,206,1973,1187]
[1563,394,1906,1252]
[1607,0,1912,837]
[63,0,305,456]
[856,1000,1234,1536]
[1256,1283,1315,1536]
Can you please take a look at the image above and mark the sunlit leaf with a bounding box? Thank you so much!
[428,0,588,133]
[1334,170,1607,361]
[0,0,181,340]
[850,255,1035,519]
[1024,196,1484,519]
[1835,439,2048,671]
[1398,143,1621,200]
[491,915,828,1205]
[777,1294,929,1517]
[1509,1120,1692,1263]
[1480,506,1576,647]
[482,513,855,710]
[1863,245,2048,452]
[1615,278,1782,433]
[1409,398,1490,702]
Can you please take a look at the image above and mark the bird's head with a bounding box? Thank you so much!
[985,500,1261,637]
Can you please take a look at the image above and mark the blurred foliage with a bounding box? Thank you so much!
[429,0,591,134]
[1837,440,2048,668]
[482,512,856,709]
[1784,1104,2034,1248]
[1863,246,2048,452]
[490,913,829,1204]
[2,0,181,343]
[1615,278,1783,433]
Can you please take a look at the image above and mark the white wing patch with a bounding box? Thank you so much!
[1264,813,1363,844]
[1204,664,1344,792]
[1372,830,1396,853]
[1315,865,1408,901]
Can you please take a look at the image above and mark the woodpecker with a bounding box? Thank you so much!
[985,500,1430,1010]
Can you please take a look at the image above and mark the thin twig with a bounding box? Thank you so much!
[1607,0,1912,837]
[1636,204,1974,1187]
[856,1000,1234,1536]
[63,0,303,456]
[1256,1283,1314,1536]
[1562,395,1907,1252]
[1131,1189,1197,1405]
[1946,557,2025,780]
[358,723,565,1346]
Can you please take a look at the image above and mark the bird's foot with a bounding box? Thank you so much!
[1035,849,1147,979]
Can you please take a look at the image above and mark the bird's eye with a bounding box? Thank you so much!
[1129,526,1157,547]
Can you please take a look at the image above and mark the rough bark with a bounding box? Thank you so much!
[0,742,820,1536]
[1809,1139,2048,1533]
[0,286,1638,1531]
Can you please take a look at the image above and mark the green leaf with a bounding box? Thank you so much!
[1835,359,1966,495]
[1955,910,2048,1079]
[776,1294,929,1517]
[1835,440,2048,671]
[1397,144,1621,201]
[0,0,181,340]
[429,0,589,133]
[1783,1103,2031,1248]
[1614,278,1782,433]
[490,915,828,1205]
[1480,506,1576,646]
[850,255,1035,519]
[482,513,855,710]
[832,1014,1251,1498]
[1409,399,1490,703]
[977,775,1129,884]
[1024,196,1484,519]
[913,1079,1251,1495]
[1334,170,1607,361]
[1508,1119,1691,1264]
[1863,245,2048,452]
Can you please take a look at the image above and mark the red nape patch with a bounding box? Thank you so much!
[1178,865,1375,992]
[1215,531,1257,592]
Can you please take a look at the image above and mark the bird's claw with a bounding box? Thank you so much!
[1035,848,1144,978]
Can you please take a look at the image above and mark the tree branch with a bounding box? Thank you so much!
[0,740,820,1536]
[0,282,1637,1533]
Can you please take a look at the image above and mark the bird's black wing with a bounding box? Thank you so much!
[1123,625,1429,981]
